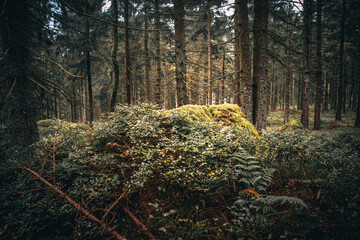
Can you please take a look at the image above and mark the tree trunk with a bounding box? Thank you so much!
[355,72,360,128]
[207,2,212,105]
[324,70,328,111]
[154,0,162,105]
[220,50,225,104]
[284,21,290,124]
[314,0,322,130]
[238,0,252,119]
[234,0,241,106]
[124,0,131,105]
[110,0,120,112]
[301,0,311,128]
[174,0,188,107]
[335,0,346,121]
[144,16,151,102]
[0,0,39,147]
[252,0,269,129]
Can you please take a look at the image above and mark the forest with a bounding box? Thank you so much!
[0,0,360,239]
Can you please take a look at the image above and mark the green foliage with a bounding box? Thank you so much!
[279,119,304,132]
[2,104,358,239]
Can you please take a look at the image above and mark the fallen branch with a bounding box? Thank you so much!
[102,189,130,223]
[20,167,128,240]
[122,206,157,240]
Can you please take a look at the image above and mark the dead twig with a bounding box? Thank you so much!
[20,167,128,240]
[122,206,157,240]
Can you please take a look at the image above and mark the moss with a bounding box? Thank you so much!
[168,104,258,136]
[279,120,303,132]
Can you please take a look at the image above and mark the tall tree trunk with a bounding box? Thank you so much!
[355,71,360,128]
[207,2,212,105]
[284,21,290,124]
[144,16,151,102]
[124,0,131,105]
[324,70,328,110]
[239,0,252,119]
[0,0,39,147]
[252,0,269,129]
[110,0,120,112]
[154,0,162,105]
[234,0,241,106]
[335,0,346,120]
[174,0,188,107]
[301,0,311,128]
[314,0,322,129]
[85,0,93,124]
[220,50,225,104]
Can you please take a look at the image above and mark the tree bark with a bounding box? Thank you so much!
[0,0,39,147]
[252,0,269,129]
[301,0,311,128]
[110,0,120,112]
[85,0,93,124]
[154,0,162,105]
[144,15,151,102]
[220,50,225,104]
[174,0,188,107]
[124,0,131,105]
[284,20,290,124]
[314,0,322,130]
[238,0,252,119]
[335,0,346,120]
[207,2,212,105]
[234,0,241,106]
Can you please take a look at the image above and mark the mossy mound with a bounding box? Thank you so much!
[168,104,258,136]
[278,120,303,132]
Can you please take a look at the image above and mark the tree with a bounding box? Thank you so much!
[335,0,346,121]
[124,0,131,105]
[314,0,322,130]
[207,1,213,105]
[85,0,93,124]
[154,0,162,105]
[238,0,252,120]
[234,0,241,106]
[252,0,269,129]
[301,0,311,128]
[110,0,120,112]
[0,0,39,148]
[174,0,188,106]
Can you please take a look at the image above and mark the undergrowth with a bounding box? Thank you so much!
[0,104,359,239]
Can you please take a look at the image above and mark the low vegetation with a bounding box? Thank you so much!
[1,104,359,239]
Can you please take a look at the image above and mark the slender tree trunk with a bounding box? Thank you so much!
[314,0,322,130]
[234,0,241,106]
[174,0,187,106]
[220,50,225,104]
[144,16,151,102]
[335,0,346,120]
[110,0,120,112]
[124,0,131,104]
[238,0,252,119]
[301,0,311,128]
[284,21,290,124]
[154,0,162,105]
[207,2,212,105]
[356,72,360,127]
[252,0,269,129]
[324,70,328,110]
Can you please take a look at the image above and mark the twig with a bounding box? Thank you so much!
[122,206,157,240]
[20,167,128,240]
[102,189,130,223]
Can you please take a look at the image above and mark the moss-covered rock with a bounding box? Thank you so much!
[278,120,303,132]
[168,104,258,136]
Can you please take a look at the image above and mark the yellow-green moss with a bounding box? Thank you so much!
[168,104,258,136]
[279,120,303,132]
